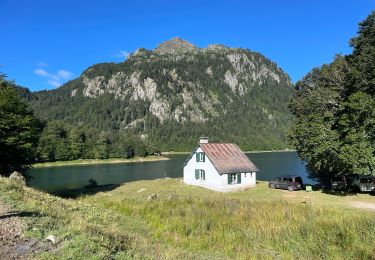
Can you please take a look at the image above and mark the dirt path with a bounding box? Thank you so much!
[0,199,54,259]
[349,201,375,211]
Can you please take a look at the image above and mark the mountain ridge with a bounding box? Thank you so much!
[24,38,294,159]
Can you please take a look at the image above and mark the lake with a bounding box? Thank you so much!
[28,152,313,193]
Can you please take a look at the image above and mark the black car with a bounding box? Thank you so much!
[269,175,303,191]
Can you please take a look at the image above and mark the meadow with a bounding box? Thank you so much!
[1,177,375,259]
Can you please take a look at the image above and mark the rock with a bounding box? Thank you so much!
[137,188,146,193]
[147,194,157,201]
[45,235,56,244]
[9,172,26,186]
[155,37,197,54]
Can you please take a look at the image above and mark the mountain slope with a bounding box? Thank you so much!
[27,38,293,155]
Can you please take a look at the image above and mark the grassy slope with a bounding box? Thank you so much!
[1,177,375,259]
[32,155,169,168]
[0,177,200,259]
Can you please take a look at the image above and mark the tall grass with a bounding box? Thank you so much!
[99,196,375,259]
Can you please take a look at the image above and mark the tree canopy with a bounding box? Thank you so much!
[289,11,375,182]
[0,74,41,177]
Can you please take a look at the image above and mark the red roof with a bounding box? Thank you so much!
[200,143,259,174]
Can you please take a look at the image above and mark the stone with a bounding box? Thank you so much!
[9,172,26,186]
[147,194,157,201]
[137,188,146,193]
[45,235,56,244]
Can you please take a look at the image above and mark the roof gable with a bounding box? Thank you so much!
[200,143,259,174]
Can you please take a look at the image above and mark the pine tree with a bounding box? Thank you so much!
[0,74,41,177]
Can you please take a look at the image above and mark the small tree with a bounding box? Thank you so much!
[0,75,41,177]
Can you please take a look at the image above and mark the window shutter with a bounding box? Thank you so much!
[202,170,205,180]
[237,173,241,184]
[195,169,199,179]
[196,153,199,162]
[228,174,231,184]
[202,153,205,162]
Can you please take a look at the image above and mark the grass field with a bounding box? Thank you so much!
[1,177,375,259]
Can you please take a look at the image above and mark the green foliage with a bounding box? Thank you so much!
[35,121,150,162]
[0,75,41,176]
[289,11,375,182]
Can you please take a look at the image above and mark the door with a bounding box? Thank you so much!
[279,177,287,189]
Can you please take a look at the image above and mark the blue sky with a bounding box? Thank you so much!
[0,1,373,91]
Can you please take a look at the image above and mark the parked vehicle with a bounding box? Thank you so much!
[349,175,375,192]
[330,174,348,191]
[330,174,375,193]
[269,175,303,191]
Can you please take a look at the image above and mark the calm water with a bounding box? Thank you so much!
[28,152,313,193]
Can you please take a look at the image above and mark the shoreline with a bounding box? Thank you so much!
[162,151,190,155]
[32,149,296,168]
[32,155,170,168]
[163,149,296,155]
[244,149,296,153]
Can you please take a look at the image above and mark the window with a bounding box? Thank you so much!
[195,169,205,180]
[295,177,303,184]
[231,174,237,184]
[360,177,372,184]
[196,152,205,162]
[228,173,242,184]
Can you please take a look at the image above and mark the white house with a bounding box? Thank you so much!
[183,137,259,192]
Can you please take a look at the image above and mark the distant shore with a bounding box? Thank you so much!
[32,155,169,168]
[162,151,190,155]
[244,149,296,153]
[33,150,295,168]
[162,149,296,155]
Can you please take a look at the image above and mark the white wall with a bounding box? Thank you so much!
[222,172,256,192]
[184,147,223,191]
[183,147,257,192]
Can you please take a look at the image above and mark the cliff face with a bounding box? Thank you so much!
[28,38,294,150]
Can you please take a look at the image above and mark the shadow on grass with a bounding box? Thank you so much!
[305,183,359,196]
[317,186,375,196]
[301,183,361,196]
[0,211,41,219]
[51,183,121,199]
[321,189,359,196]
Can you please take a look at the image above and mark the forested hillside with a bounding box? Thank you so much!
[23,38,294,161]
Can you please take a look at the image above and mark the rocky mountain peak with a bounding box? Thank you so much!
[206,44,229,50]
[155,37,197,54]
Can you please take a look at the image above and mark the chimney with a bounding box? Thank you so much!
[199,137,208,144]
